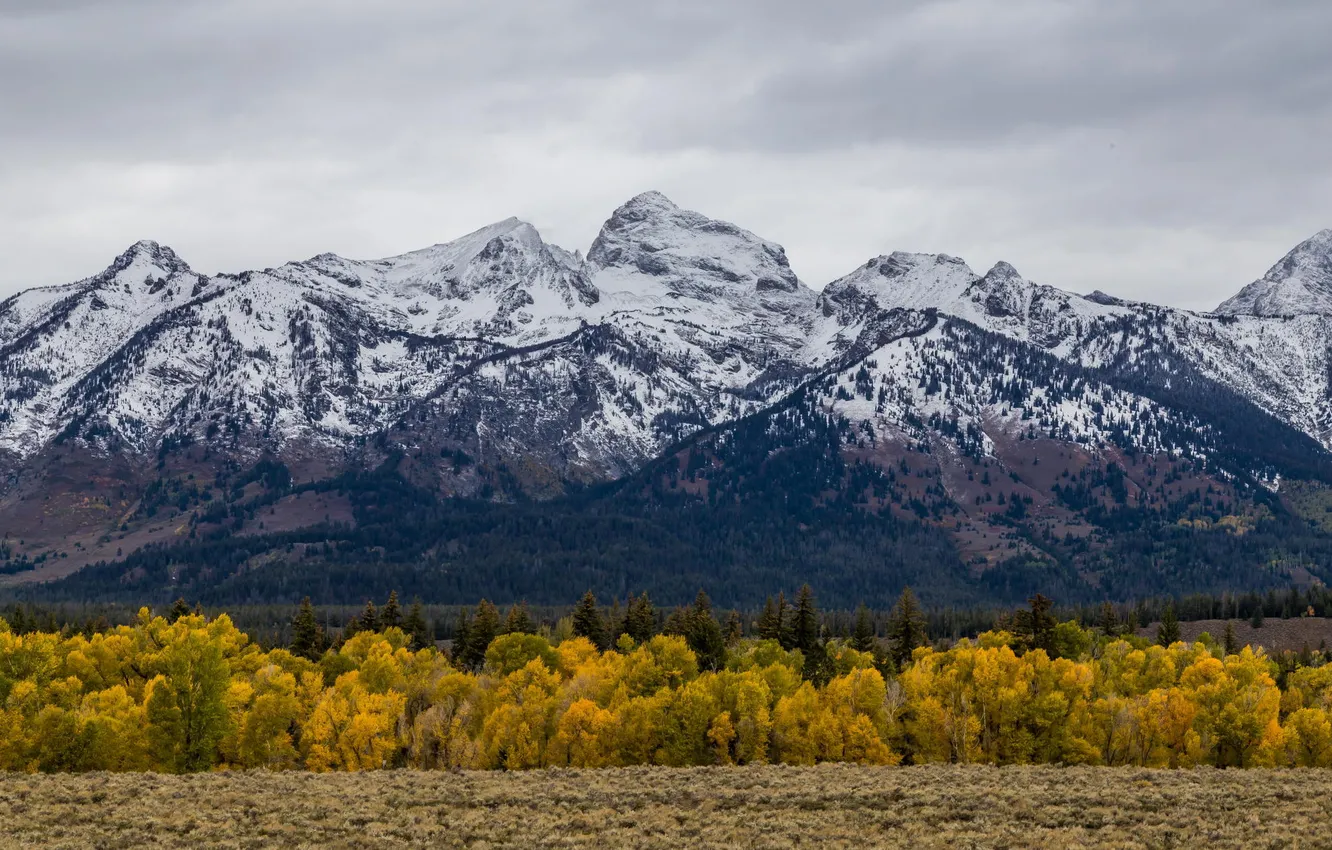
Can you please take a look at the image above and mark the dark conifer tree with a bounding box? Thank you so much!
[464,600,501,669]
[792,585,830,684]
[359,599,380,633]
[756,592,795,649]
[168,598,191,623]
[1098,602,1119,638]
[724,610,744,647]
[381,591,402,630]
[685,591,726,671]
[755,596,782,642]
[503,602,535,635]
[289,597,324,661]
[623,593,656,645]
[792,585,821,654]
[404,600,432,651]
[852,604,877,653]
[1223,620,1238,656]
[1157,602,1181,646]
[450,610,472,666]
[572,590,608,650]
[886,586,928,668]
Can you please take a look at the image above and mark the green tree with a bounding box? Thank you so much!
[403,600,432,651]
[723,610,744,647]
[451,610,472,666]
[289,597,324,661]
[1251,604,1265,629]
[572,591,608,650]
[756,593,795,649]
[463,600,501,669]
[665,590,726,672]
[149,629,231,772]
[1098,602,1119,638]
[792,585,821,655]
[1223,620,1239,656]
[790,585,831,684]
[503,602,535,635]
[1012,594,1056,653]
[886,587,928,668]
[1157,602,1181,646]
[851,604,877,653]
[168,598,191,623]
[358,599,381,634]
[623,593,656,645]
[381,591,402,630]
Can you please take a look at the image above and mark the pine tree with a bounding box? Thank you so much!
[464,600,501,669]
[755,596,782,642]
[1223,620,1238,656]
[886,587,928,668]
[623,593,656,645]
[1157,602,1181,646]
[1123,608,1140,636]
[1014,594,1056,653]
[290,597,323,661]
[572,591,608,650]
[168,598,191,623]
[404,600,432,651]
[687,591,726,671]
[755,592,795,648]
[359,599,380,633]
[852,604,877,653]
[606,598,623,643]
[381,591,402,630]
[1098,602,1119,638]
[1251,604,1265,629]
[723,610,744,647]
[792,585,821,655]
[789,585,831,684]
[503,602,535,635]
[450,611,472,667]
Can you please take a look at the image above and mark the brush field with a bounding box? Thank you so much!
[0,764,1326,849]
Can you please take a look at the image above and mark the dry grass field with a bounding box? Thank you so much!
[0,765,1328,849]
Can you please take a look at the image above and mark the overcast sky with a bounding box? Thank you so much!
[2,1,1329,310]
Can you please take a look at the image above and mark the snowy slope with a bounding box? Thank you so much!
[0,194,1329,499]
[820,244,1332,453]
[1216,229,1332,317]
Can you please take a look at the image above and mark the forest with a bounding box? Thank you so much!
[3,588,1332,773]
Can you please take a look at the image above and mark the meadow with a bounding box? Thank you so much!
[0,764,1325,849]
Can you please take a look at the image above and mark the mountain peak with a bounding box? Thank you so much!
[1215,229,1332,317]
[98,240,192,285]
[113,240,190,271]
[982,260,1022,281]
[617,190,679,214]
[587,193,803,298]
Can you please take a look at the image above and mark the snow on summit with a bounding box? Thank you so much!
[2,194,1332,482]
[1216,229,1332,317]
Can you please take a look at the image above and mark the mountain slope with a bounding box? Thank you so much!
[1217,229,1332,317]
[2,197,1332,606]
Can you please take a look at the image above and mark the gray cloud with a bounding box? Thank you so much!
[0,0,1328,312]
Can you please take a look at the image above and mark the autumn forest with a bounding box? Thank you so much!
[2,587,1331,775]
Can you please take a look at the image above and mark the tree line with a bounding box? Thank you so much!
[2,587,1330,772]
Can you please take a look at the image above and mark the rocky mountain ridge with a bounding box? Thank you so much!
[2,192,1332,601]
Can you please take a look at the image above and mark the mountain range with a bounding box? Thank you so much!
[4,193,1332,608]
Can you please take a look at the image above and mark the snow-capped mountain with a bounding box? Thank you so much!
[0,193,840,497]
[3,192,1332,593]
[818,245,1332,455]
[1216,229,1332,317]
